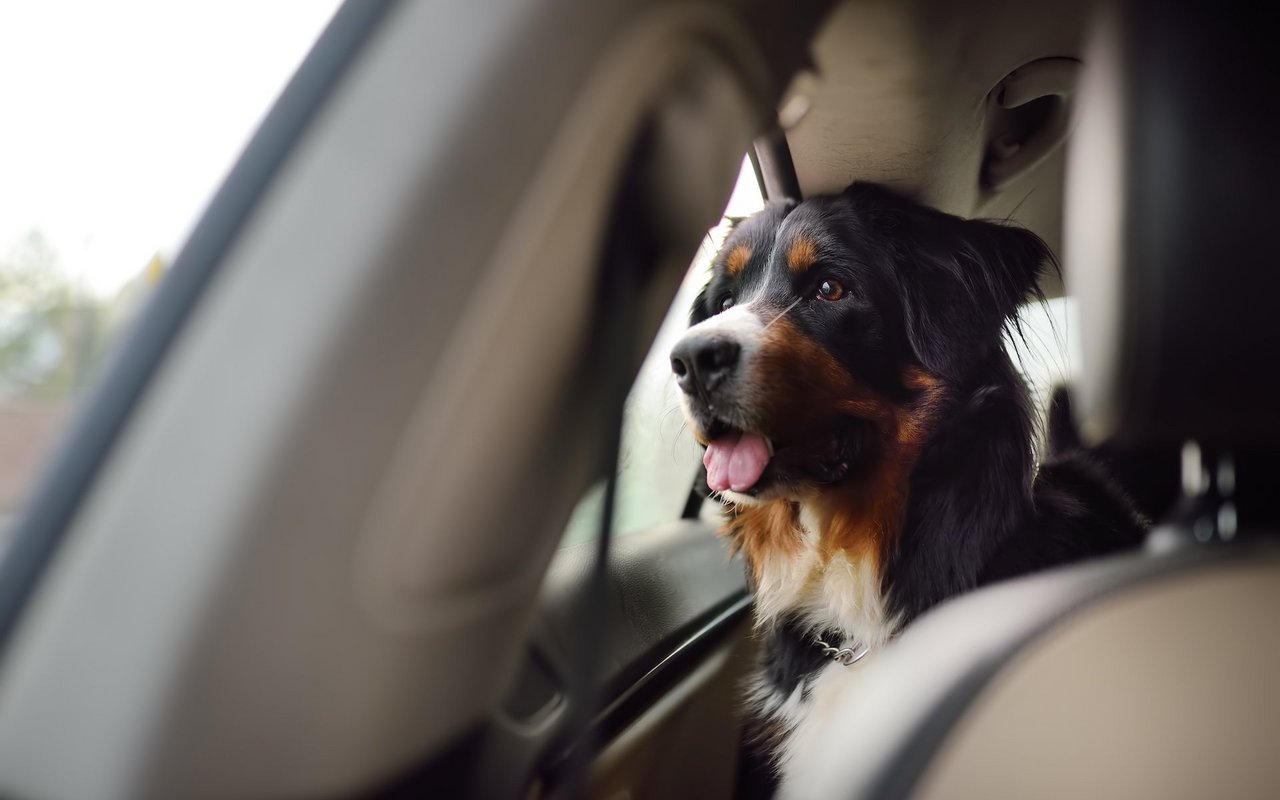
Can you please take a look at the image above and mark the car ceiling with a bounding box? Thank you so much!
[779,0,1095,297]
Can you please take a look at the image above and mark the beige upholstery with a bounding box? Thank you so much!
[914,560,1280,800]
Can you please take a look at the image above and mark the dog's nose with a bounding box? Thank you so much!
[670,335,740,396]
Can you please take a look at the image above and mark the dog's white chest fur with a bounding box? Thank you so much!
[747,503,897,645]
[740,502,898,793]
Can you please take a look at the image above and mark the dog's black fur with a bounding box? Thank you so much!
[674,183,1147,796]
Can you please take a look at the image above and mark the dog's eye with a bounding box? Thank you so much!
[720,295,735,312]
[816,279,844,302]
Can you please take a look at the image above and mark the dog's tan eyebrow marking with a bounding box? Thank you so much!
[725,245,752,276]
[786,237,818,272]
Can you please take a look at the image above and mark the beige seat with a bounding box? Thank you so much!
[914,556,1280,800]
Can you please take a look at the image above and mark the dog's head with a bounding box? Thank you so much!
[671,182,1051,504]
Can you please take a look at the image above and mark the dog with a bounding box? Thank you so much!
[669,182,1147,798]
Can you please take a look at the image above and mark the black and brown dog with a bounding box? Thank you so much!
[669,183,1146,797]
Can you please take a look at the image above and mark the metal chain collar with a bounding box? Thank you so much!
[814,636,871,666]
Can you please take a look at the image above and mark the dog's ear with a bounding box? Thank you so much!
[689,281,712,326]
[905,216,1050,379]
[900,215,1050,379]
[846,184,1052,379]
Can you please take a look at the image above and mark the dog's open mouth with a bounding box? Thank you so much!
[702,420,867,495]
[703,429,773,493]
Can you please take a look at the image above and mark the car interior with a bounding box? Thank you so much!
[0,0,1276,798]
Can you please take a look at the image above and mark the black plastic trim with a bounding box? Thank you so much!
[746,146,767,202]
[596,592,750,739]
[682,485,707,519]
[544,591,752,782]
[753,127,802,201]
[0,0,403,656]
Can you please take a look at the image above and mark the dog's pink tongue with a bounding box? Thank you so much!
[703,432,770,493]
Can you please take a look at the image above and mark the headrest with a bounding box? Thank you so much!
[1065,0,1280,448]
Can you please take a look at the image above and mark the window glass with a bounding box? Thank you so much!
[560,157,766,546]
[0,1,342,531]
[1007,295,1078,441]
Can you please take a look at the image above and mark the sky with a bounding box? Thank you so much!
[0,0,343,296]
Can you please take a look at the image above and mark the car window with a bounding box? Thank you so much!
[1008,294,1077,443]
[560,157,766,546]
[0,1,342,535]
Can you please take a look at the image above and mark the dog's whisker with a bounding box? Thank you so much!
[671,419,692,461]
[761,296,803,331]
[1005,186,1038,221]
[658,403,683,429]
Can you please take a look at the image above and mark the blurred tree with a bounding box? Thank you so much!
[0,232,159,515]
[0,230,109,400]
[0,229,63,310]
